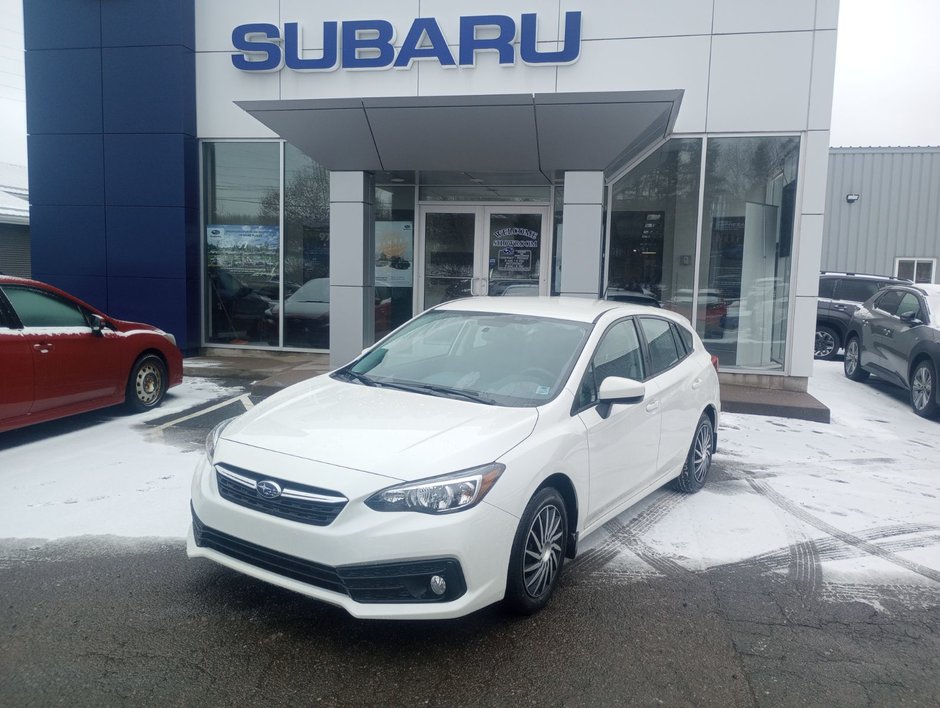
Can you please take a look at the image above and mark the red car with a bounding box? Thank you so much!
[0,276,183,433]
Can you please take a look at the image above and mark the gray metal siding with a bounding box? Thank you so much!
[822,148,940,277]
[0,223,31,277]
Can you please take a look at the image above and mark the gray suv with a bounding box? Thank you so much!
[815,272,909,360]
[843,283,940,418]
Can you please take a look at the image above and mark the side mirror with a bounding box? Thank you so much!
[596,376,645,418]
[899,312,923,326]
[90,314,107,336]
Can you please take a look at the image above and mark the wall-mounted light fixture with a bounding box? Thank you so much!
[846,193,860,204]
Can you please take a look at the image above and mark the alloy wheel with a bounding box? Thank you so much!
[692,421,713,483]
[912,365,933,412]
[815,330,836,359]
[522,504,564,599]
[845,340,859,375]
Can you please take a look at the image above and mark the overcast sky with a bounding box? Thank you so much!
[1,0,939,174]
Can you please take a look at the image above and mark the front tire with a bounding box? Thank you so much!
[504,487,568,616]
[843,336,869,382]
[910,360,939,418]
[672,413,714,493]
[814,325,840,360]
[126,354,168,412]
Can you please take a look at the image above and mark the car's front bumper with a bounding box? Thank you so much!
[187,455,520,619]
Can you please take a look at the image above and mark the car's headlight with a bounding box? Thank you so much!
[206,418,235,463]
[365,463,505,514]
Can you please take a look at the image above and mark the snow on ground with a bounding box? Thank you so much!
[1,362,938,598]
[0,378,244,540]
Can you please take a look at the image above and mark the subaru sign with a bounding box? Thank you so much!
[232,12,582,72]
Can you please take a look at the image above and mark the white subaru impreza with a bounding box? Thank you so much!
[188,296,720,619]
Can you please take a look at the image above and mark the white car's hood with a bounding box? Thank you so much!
[220,375,539,481]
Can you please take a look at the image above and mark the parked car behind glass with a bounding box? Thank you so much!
[0,276,183,433]
[189,296,720,620]
[843,282,940,418]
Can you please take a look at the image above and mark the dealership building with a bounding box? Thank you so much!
[23,0,838,387]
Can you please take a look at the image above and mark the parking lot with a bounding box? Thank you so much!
[1,361,938,706]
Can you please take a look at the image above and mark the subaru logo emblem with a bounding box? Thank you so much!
[256,480,282,499]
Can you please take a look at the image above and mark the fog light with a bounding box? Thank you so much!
[429,575,447,596]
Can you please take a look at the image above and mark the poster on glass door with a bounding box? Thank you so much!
[375,222,414,287]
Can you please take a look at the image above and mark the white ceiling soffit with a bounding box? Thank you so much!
[236,91,683,178]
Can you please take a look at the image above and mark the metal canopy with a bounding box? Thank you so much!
[237,91,683,178]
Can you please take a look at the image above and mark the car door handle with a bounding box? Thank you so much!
[645,400,660,413]
[833,304,846,310]
[32,342,52,354]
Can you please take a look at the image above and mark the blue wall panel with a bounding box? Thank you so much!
[25,49,103,135]
[26,0,199,351]
[27,135,104,207]
[23,0,100,51]
[107,276,189,348]
[106,207,187,279]
[103,46,195,135]
[102,0,195,49]
[104,135,187,207]
[29,206,107,277]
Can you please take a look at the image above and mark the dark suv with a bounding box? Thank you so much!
[843,283,940,418]
[815,272,910,360]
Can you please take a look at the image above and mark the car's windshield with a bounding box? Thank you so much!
[340,310,592,407]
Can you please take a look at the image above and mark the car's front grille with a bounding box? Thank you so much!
[215,463,347,526]
[191,509,467,604]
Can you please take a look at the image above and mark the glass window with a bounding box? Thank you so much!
[818,278,836,298]
[674,322,693,356]
[375,182,416,339]
[896,293,922,319]
[593,319,645,382]
[607,139,702,310]
[2,286,87,328]
[838,278,882,303]
[874,289,903,314]
[282,144,331,349]
[203,142,280,346]
[896,258,935,284]
[639,317,680,375]
[698,136,800,370]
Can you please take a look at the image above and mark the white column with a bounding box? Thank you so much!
[558,171,605,298]
[329,171,375,368]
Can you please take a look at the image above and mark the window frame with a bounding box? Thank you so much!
[895,257,936,284]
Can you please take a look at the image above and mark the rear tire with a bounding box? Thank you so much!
[843,336,869,382]
[814,325,840,360]
[910,360,939,419]
[672,413,714,494]
[126,354,168,412]
[504,487,568,616]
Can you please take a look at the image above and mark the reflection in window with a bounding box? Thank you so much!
[607,139,702,312]
[282,144,331,349]
[203,142,280,346]
[2,286,87,328]
[375,182,416,339]
[698,137,800,370]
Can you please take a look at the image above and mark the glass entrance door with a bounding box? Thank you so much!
[418,205,550,310]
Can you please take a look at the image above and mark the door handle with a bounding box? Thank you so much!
[645,400,660,413]
[32,342,52,354]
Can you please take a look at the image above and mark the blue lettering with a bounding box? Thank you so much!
[285,22,338,71]
[458,15,516,66]
[520,12,582,65]
[231,23,282,72]
[342,20,395,69]
[394,18,456,68]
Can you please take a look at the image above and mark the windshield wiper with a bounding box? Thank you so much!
[374,381,496,405]
[334,370,378,387]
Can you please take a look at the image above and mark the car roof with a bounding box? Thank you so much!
[434,295,679,324]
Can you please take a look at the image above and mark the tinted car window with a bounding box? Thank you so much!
[818,278,836,298]
[639,317,680,375]
[674,322,693,356]
[874,290,904,315]
[838,279,883,303]
[896,293,922,319]
[1,286,88,328]
[576,319,645,409]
